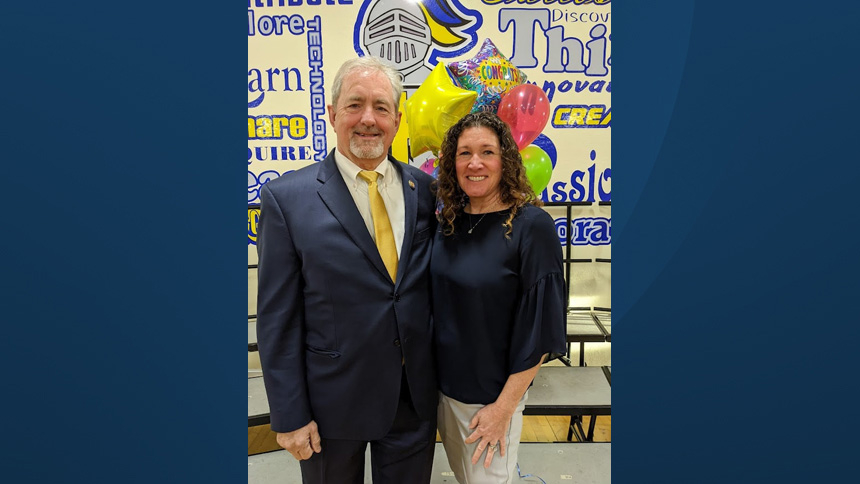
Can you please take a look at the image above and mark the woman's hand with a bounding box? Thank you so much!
[464,401,516,468]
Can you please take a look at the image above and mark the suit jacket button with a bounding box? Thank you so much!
[394,339,401,347]
[394,293,401,302]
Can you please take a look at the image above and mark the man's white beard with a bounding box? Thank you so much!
[350,137,385,160]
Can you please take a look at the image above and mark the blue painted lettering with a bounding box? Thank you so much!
[248,10,306,37]
[248,67,305,108]
[537,80,610,103]
[248,145,314,163]
[307,15,327,162]
[553,216,611,246]
[551,9,611,23]
[248,0,353,7]
[483,1,610,5]
[548,160,611,203]
[499,9,609,75]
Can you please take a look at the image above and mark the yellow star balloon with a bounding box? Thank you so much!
[405,62,477,157]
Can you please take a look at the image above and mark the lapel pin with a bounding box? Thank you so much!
[408,180,415,190]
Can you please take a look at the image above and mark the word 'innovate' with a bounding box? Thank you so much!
[539,79,609,103]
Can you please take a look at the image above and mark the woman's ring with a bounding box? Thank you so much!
[488,443,497,451]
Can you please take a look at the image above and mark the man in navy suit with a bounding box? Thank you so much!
[256,56,438,483]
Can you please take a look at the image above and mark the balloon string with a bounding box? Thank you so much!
[516,462,547,484]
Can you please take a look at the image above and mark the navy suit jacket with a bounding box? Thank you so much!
[256,149,438,440]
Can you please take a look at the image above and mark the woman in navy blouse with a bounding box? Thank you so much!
[431,112,567,483]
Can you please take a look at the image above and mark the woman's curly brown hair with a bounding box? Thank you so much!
[433,111,542,238]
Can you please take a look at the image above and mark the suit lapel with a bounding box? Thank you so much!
[317,151,392,283]
[396,161,418,290]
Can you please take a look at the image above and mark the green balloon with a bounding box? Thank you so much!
[520,145,553,194]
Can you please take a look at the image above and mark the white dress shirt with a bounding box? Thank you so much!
[333,149,406,258]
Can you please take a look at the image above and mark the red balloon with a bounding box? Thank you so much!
[497,84,551,151]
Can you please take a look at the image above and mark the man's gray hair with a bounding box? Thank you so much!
[331,56,403,109]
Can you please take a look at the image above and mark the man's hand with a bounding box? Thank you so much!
[277,420,322,461]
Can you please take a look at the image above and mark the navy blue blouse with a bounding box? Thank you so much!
[431,204,567,405]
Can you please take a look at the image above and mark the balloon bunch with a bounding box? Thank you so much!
[448,38,528,114]
[419,157,439,178]
[404,63,476,160]
[497,83,552,194]
[404,38,553,194]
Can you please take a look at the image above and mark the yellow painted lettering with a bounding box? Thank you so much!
[392,92,409,162]
[248,209,260,244]
[256,117,273,138]
[553,107,571,125]
[600,110,611,126]
[585,107,604,126]
[568,107,587,126]
[289,117,307,138]
[272,116,290,139]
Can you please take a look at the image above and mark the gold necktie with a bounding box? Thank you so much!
[358,170,398,282]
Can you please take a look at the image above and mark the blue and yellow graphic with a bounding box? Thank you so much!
[353,0,482,83]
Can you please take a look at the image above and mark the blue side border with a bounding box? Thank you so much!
[1,3,246,481]
[616,1,860,482]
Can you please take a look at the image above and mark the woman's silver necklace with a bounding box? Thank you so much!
[467,212,488,234]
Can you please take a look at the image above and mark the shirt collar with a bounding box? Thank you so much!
[333,148,391,184]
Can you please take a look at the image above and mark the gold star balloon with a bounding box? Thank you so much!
[405,62,477,157]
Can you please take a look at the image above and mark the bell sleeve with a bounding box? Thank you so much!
[508,208,568,374]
